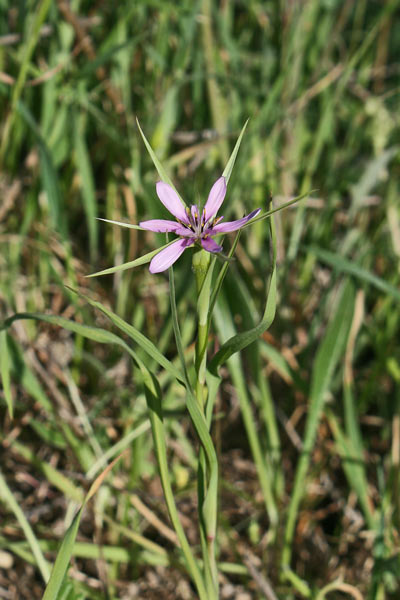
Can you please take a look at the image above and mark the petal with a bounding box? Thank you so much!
[201,237,223,253]
[203,177,227,223]
[156,181,189,223]
[210,208,261,233]
[139,219,195,238]
[173,226,196,238]
[149,238,193,273]
[139,219,183,233]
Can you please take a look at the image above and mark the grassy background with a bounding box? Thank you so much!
[1,1,400,598]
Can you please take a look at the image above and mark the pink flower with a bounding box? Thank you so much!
[140,176,260,273]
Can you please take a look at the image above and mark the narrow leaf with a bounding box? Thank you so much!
[222,120,249,185]
[86,452,127,503]
[67,290,185,383]
[282,281,355,568]
[1,312,144,390]
[17,101,65,235]
[327,411,376,529]
[213,300,278,527]
[136,118,184,202]
[3,438,83,503]
[42,454,125,600]
[97,217,144,231]
[244,191,314,228]
[2,304,183,386]
[209,211,277,371]
[74,115,98,259]
[0,331,13,418]
[308,245,400,302]
[0,469,51,583]
[208,231,241,320]
[87,240,176,277]
[141,368,207,599]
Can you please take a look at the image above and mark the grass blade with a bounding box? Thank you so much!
[42,454,125,600]
[0,0,53,162]
[209,211,277,371]
[0,469,51,583]
[140,368,208,600]
[213,299,278,528]
[87,239,176,277]
[0,331,13,419]
[74,113,98,260]
[67,290,185,383]
[0,437,83,503]
[2,309,182,385]
[222,120,249,185]
[136,118,184,202]
[97,217,144,231]
[17,101,65,235]
[282,281,355,571]
[245,191,313,228]
[327,411,376,529]
[208,230,241,321]
[307,246,400,302]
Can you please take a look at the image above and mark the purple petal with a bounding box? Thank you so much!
[203,177,226,223]
[173,226,196,238]
[139,219,183,233]
[156,182,189,223]
[209,208,261,233]
[149,238,193,273]
[139,219,195,238]
[201,237,223,253]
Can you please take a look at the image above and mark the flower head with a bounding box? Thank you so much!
[139,177,260,273]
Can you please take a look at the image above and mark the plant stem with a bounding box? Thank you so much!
[143,368,209,600]
[192,248,219,598]
[193,250,213,407]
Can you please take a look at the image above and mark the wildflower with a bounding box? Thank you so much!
[140,176,260,273]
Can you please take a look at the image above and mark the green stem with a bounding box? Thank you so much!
[192,249,219,598]
[193,249,213,407]
[168,257,218,597]
[198,449,218,597]
[142,368,208,600]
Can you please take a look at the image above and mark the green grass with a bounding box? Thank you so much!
[1,1,400,598]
